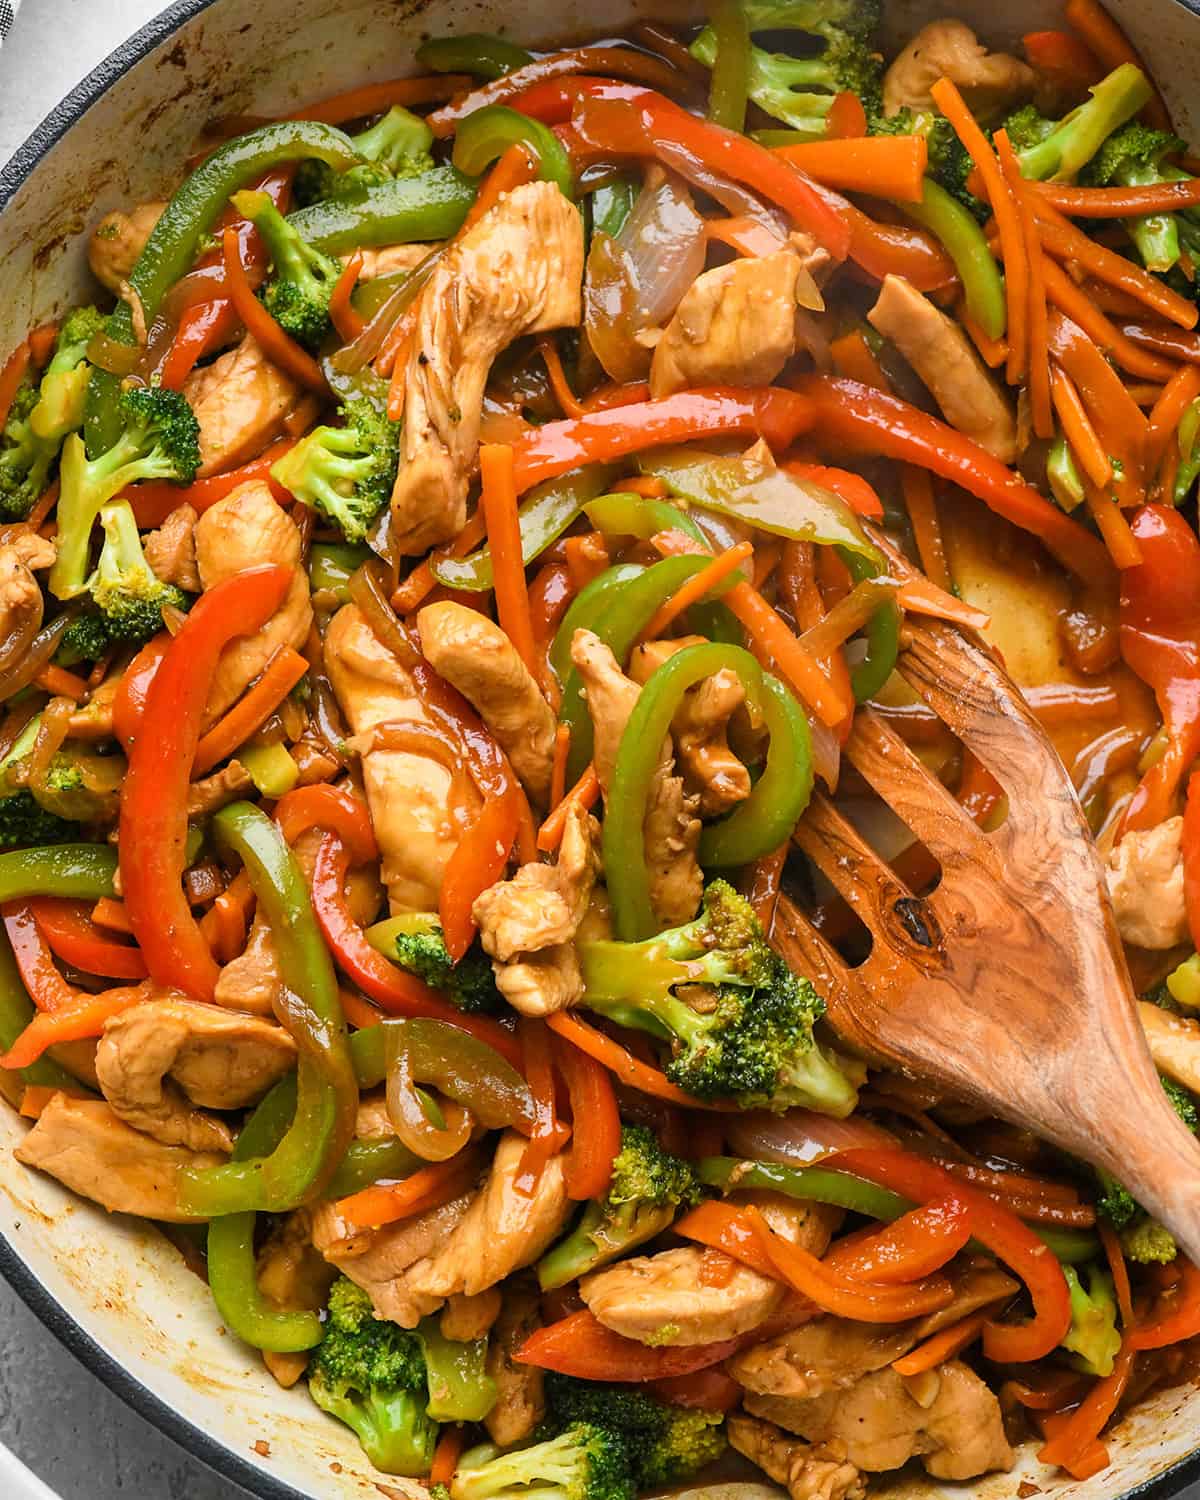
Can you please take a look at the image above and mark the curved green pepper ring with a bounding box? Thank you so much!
[0,844,117,904]
[685,599,743,647]
[355,1018,535,1132]
[902,178,1006,342]
[310,542,371,603]
[840,547,901,703]
[328,1136,424,1198]
[205,1085,325,1355]
[432,467,611,591]
[560,555,742,784]
[86,120,360,456]
[417,32,534,79]
[548,562,644,685]
[286,168,478,255]
[583,492,711,549]
[604,642,813,940]
[179,803,358,1217]
[452,104,575,198]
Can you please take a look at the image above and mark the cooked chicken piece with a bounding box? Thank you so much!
[392,182,583,554]
[311,1191,477,1326]
[570,629,702,925]
[68,674,119,741]
[651,244,812,398]
[96,996,296,1153]
[473,802,600,962]
[194,480,312,718]
[257,1208,337,1387]
[88,201,166,293]
[405,1131,572,1304]
[728,1412,866,1500]
[0,532,55,652]
[441,1287,503,1342]
[582,1193,837,1347]
[630,637,751,815]
[485,1276,546,1447]
[418,601,557,804]
[882,20,1035,121]
[1139,1001,1200,1093]
[183,335,300,478]
[14,1094,224,1222]
[868,276,1017,462]
[326,603,476,913]
[144,504,200,593]
[348,243,437,280]
[747,1360,1013,1480]
[187,760,254,818]
[493,943,585,1018]
[1107,817,1189,950]
[355,1091,397,1140]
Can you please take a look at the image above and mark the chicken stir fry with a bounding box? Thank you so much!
[5,3,1200,1495]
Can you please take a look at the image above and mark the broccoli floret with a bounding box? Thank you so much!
[296,105,436,205]
[414,1317,497,1423]
[231,189,344,350]
[50,386,199,601]
[1162,1075,1200,1131]
[308,1277,438,1476]
[537,1125,700,1289]
[388,915,501,1014]
[55,612,113,668]
[1082,121,1198,272]
[451,1425,634,1500]
[870,109,982,216]
[1121,1215,1179,1263]
[0,716,76,849]
[691,0,883,137]
[578,880,859,1116]
[1002,63,1152,182]
[270,398,398,543]
[1094,1073,1196,1233]
[1061,1264,1121,1377]
[544,1376,726,1488]
[86,498,187,643]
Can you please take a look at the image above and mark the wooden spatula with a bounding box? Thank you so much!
[775,591,1200,1260]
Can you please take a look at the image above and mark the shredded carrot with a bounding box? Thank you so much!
[617,475,668,498]
[91,898,133,935]
[546,1012,731,1109]
[392,514,488,614]
[199,869,254,965]
[291,74,475,125]
[28,323,58,368]
[336,1146,484,1229]
[539,336,585,419]
[328,252,365,343]
[430,1426,465,1487]
[769,135,928,203]
[997,132,1053,438]
[479,444,538,678]
[1126,382,1166,408]
[549,724,570,812]
[465,143,539,231]
[1083,475,1144,569]
[384,305,419,420]
[899,466,953,594]
[1038,1345,1135,1476]
[1034,178,1200,217]
[1100,1222,1134,1328]
[961,306,1009,368]
[829,329,888,388]
[0,340,31,432]
[725,578,851,727]
[1063,0,1172,131]
[192,648,308,776]
[27,480,60,531]
[33,664,88,700]
[1040,252,1178,382]
[640,542,753,640]
[892,1310,992,1375]
[537,764,601,852]
[895,579,992,632]
[1146,364,1200,474]
[1051,366,1114,489]
[705,215,787,258]
[221,227,327,392]
[933,80,1028,383]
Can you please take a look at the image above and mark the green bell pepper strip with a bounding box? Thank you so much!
[85,120,360,457]
[686,600,743,647]
[350,267,410,320]
[417,33,534,79]
[840,547,901,703]
[431,467,611,591]
[205,1085,325,1355]
[328,1137,424,1198]
[583,492,710,549]
[605,643,813,939]
[240,743,300,798]
[698,1157,1100,1264]
[705,0,751,132]
[902,179,1006,342]
[548,562,644,685]
[179,803,358,1216]
[0,929,84,1108]
[310,542,370,602]
[452,105,574,198]
[0,844,117,903]
[589,176,637,240]
[559,556,741,785]
[357,1018,535,1130]
[285,168,478,255]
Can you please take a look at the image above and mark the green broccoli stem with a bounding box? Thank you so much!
[1016,64,1153,181]
[353,106,434,171]
[537,1200,676,1290]
[416,1318,497,1422]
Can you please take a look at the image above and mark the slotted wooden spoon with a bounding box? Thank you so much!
[774,566,1200,1260]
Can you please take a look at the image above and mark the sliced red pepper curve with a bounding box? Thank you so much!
[829,1148,1072,1362]
[515,1308,746,1381]
[119,565,292,1003]
[29,898,147,981]
[792,375,1114,590]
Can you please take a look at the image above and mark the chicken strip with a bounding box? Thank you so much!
[14,1094,224,1222]
[0,532,55,651]
[183,334,300,478]
[728,1412,865,1500]
[88,201,166,293]
[257,1208,337,1388]
[96,996,297,1154]
[348,243,437,280]
[1107,817,1189,950]
[485,1275,546,1447]
[882,20,1035,120]
[144,503,200,592]
[1139,1001,1200,1094]
[418,600,557,803]
[325,603,477,913]
[570,629,702,926]
[391,181,583,554]
[441,1288,503,1343]
[651,243,814,398]
[868,276,1017,462]
[194,480,313,718]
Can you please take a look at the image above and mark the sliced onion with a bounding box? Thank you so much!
[332,249,439,376]
[0,610,75,704]
[387,1040,474,1162]
[727,1108,896,1167]
[808,710,841,794]
[584,231,647,384]
[348,559,419,669]
[654,137,788,238]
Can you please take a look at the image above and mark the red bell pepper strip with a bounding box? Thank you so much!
[1022,30,1104,97]
[29,898,147,981]
[0,340,31,432]
[554,1031,621,1202]
[791,375,1114,589]
[274,781,378,864]
[509,388,815,495]
[112,634,171,752]
[3,902,78,1010]
[675,1199,791,1280]
[124,438,297,527]
[1119,506,1200,832]
[159,299,240,390]
[516,1308,748,1381]
[1185,773,1200,953]
[516,1018,566,1192]
[119,564,293,1002]
[783,461,884,520]
[823,1195,972,1282]
[1127,1256,1200,1350]
[828,1148,1072,1362]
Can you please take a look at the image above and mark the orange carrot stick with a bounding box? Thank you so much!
[546,1012,731,1109]
[961,306,1009,369]
[1040,253,1178,382]
[705,215,788,258]
[769,136,928,203]
[539,336,585,419]
[328,252,365,343]
[465,143,539,230]
[548,724,570,812]
[724,579,851,727]
[1083,475,1144,569]
[1146,364,1200,474]
[899,467,953,594]
[1050,367,1113,489]
[336,1147,483,1229]
[537,764,600,852]
[479,444,538,678]
[640,542,753,640]
[892,1310,992,1375]
[997,132,1053,439]
[292,75,475,125]
[192,648,307,776]
[221,228,327,392]
[33,665,89,700]
[392,514,488,615]
[1033,179,1200,217]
